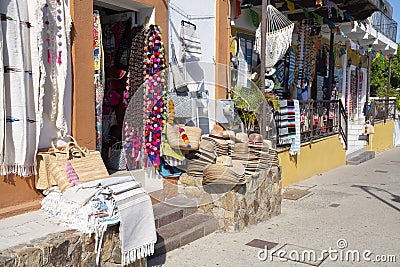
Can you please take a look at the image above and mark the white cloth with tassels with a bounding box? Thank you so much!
[0,0,45,177]
[41,175,157,266]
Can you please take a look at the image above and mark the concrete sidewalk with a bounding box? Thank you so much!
[152,147,400,267]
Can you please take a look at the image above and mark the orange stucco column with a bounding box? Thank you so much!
[215,0,231,100]
[70,0,96,150]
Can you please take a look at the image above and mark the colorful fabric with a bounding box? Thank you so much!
[143,25,166,167]
[277,100,296,145]
[0,0,45,176]
[94,11,104,151]
[290,100,301,155]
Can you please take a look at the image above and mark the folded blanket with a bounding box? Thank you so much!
[41,175,156,266]
[109,185,156,265]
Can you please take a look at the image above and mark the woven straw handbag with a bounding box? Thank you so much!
[166,124,202,151]
[47,160,72,193]
[36,136,109,190]
[64,141,109,183]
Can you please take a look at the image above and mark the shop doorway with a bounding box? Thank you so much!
[93,0,154,169]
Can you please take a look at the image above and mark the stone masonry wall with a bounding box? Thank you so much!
[179,167,282,232]
[0,225,146,267]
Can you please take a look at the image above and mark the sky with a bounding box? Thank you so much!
[390,0,400,43]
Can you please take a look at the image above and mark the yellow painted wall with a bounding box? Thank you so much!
[367,120,394,153]
[278,135,346,187]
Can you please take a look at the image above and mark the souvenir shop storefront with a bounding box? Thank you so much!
[228,0,382,186]
[0,0,168,214]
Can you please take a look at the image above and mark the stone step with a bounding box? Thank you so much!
[346,151,375,165]
[152,196,198,229]
[151,213,217,258]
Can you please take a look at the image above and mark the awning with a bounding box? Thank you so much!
[241,0,382,22]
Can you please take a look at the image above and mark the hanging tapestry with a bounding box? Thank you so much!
[123,26,146,170]
[94,10,104,151]
[42,0,72,134]
[143,25,167,168]
[127,25,145,102]
[290,99,301,155]
[0,0,46,176]
[180,21,202,62]
[277,100,296,145]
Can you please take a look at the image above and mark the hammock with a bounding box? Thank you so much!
[256,4,294,68]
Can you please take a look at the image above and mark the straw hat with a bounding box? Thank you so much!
[202,132,229,156]
[203,156,246,185]
[249,133,263,144]
[231,143,258,161]
[222,130,235,140]
[235,132,249,143]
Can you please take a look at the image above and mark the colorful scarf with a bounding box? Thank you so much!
[94,11,104,151]
[0,0,45,176]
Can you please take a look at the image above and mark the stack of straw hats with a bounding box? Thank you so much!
[203,156,246,185]
[186,139,216,178]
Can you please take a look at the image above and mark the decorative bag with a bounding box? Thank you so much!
[166,124,202,151]
[169,92,193,118]
[170,43,189,94]
[106,142,127,170]
[64,142,109,183]
[35,136,109,190]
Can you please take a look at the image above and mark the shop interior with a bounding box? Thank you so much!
[93,0,154,165]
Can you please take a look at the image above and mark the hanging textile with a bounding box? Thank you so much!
[123,26,146,170]
[180,21,201,62]
[277,100,296,145]
[127,25,146,101]
[0,0,46,176]
[94,11,104,151]
[143,25,166,168]
[288,48,296,89]
[42,0,72,134]
[255,4,294,68]
[290,99,301,155]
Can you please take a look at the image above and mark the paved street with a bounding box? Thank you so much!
[152,147,400,267]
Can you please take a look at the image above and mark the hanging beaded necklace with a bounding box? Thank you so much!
[56,0,63,64]
[44,2,52,63]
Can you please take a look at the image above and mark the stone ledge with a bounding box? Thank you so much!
[180,167,282,232]
[0,226,146,267]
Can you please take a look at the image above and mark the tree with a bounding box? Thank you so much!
[370,48,400,110]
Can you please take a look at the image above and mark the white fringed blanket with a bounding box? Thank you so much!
[41,176,157,266]
[0,0,45,177]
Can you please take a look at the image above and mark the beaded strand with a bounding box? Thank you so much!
[44,2,52,63]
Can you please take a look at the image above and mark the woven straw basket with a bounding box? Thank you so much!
[166,124,202,151]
